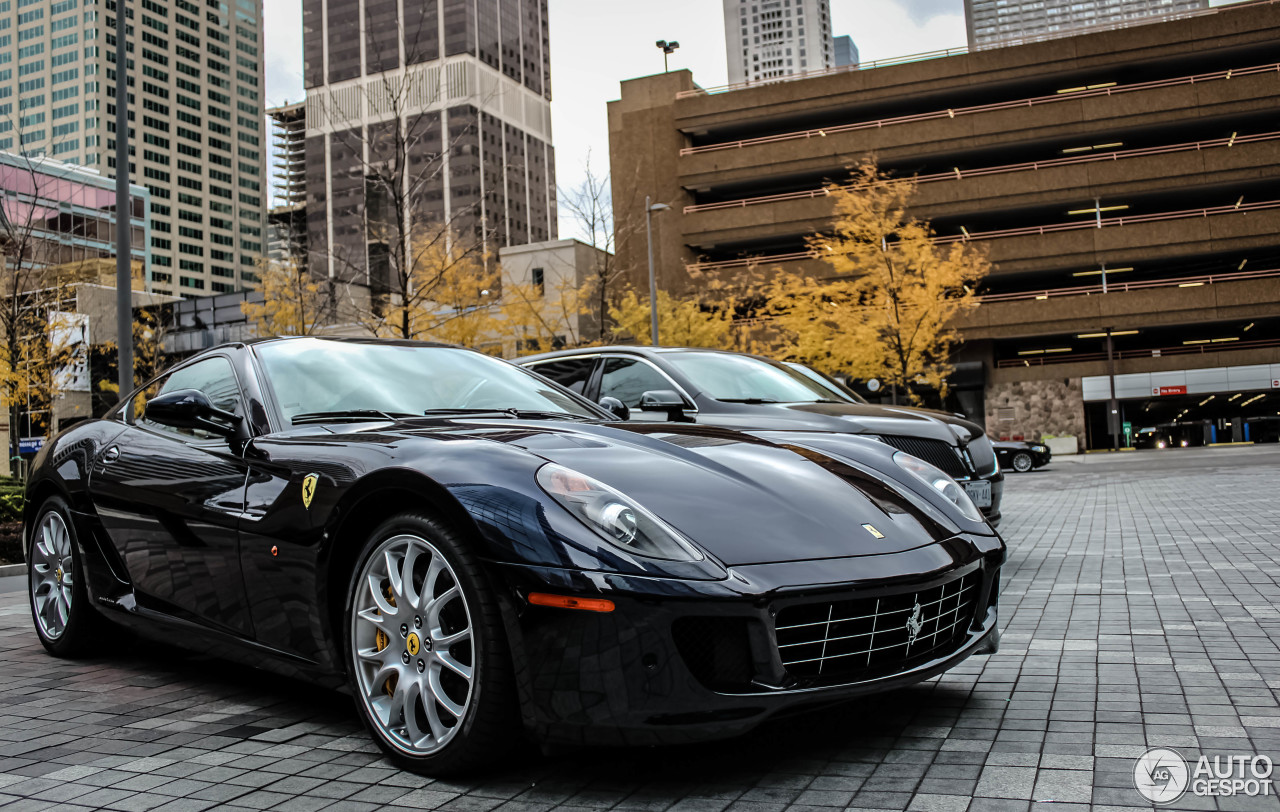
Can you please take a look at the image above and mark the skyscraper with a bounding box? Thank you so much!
[964,0,1208,49]
[302,0,556,287]
[724,0,835,84]
[833,35,858,68]
[0,0,269,297]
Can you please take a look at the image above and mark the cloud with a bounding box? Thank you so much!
[264,0,305,108]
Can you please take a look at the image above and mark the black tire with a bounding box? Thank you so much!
[28,496,106,657]
[1011,452,1034,473]
[343,511,519,775]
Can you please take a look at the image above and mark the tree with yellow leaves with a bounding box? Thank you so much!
[608,288,734,349]
[356,220,504,347]
[759,160,990,404]
[95,307,169,414]
[240,257,331,337]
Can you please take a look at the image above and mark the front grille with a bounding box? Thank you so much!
[879,435,968,477]
[774,570,980,682]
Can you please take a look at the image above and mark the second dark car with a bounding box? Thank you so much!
[520,347,1004,524]
[994,440,1052,472]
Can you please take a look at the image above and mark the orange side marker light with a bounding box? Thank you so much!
[527,593,615,613]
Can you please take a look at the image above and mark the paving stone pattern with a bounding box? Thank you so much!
[0,456,1277,811]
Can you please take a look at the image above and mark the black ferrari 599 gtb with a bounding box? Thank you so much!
[25,337,1003,774]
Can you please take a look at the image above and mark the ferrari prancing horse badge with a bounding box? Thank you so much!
[302,473,319,509]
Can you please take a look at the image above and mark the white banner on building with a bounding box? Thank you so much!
[49,311,90,393]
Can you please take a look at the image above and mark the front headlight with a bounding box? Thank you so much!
[536,463,705,562]
[893,451,984,523]
[1032,445,1047,452]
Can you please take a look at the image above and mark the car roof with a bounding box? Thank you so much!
[518,345,772,364]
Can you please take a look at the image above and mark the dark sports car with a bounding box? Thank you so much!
[519,347,1004,524]
[26,337,1003,774]
[993,440,1052,473]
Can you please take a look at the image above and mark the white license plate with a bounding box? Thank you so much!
[964,480,992,508]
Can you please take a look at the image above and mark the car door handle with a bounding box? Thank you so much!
[102,446,120,463]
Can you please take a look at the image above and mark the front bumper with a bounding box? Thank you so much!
[490,535,1003,746]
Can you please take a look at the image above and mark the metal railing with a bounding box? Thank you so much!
[974,267,1280,303]
[678,62,1280,156]
[674,48,971,99]
[997,336,1280,368]
[682,131,1280,214]
[684,200,1280,272]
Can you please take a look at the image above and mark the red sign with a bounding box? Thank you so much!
[1154,385,1187,396]
[1273,379,1280,388]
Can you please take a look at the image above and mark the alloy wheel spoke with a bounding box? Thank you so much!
[399,544,422,610]
[434,650,473,681]
[432,627,471,649]
[399,675,432,748]
[366,573,397,615]
[425,585,460,629]
[420,674,451,742]
[427,664,466,718]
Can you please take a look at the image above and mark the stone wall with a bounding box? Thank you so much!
[985,378,1085,447]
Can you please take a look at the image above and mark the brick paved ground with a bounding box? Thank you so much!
[0,448,1278,812]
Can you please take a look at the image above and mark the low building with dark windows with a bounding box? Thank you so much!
[608,0,1280,450]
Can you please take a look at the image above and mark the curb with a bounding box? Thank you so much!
[0,564,25,578]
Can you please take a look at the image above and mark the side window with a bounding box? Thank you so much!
[527,358,596,395]
[138,356,244,439]
[599,358,675,409]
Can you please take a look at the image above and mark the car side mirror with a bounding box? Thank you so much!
[597,396,630,421]
[144,389,240,437]
[640,389,691,421]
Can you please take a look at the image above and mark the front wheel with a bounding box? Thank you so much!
[344,512,518,774]
[1011,452,1034,473]
[29,496,104,656]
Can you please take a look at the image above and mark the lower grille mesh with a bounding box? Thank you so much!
[775,571,979,681]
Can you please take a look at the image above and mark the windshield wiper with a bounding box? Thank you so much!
[420,408,592,421]
[718,397,781,404]
[291,409,418,425]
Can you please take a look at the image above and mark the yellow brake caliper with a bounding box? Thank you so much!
[377,584,397,696]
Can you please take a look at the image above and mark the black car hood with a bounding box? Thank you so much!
[696,401,984,445]
[372,418,962,567]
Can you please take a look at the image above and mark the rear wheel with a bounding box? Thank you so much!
[344,511,518,774]
[1011,452,1034,473]
[29,496,103,657]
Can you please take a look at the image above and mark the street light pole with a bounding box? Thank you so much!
[114,1,133,399]
[645,196,670,346]
[655,40,680,73]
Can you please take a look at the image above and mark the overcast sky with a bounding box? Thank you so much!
[262,0,1240,241]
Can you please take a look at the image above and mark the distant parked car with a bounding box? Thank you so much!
[994,440,1051,473]
[519,346,1004,525]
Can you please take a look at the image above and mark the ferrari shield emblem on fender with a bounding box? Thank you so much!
[862,523,885,539]
[301,473,319,509]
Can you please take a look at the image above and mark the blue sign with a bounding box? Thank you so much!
[19,437,44,455]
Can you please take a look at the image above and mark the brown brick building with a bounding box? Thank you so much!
[607,1,1280,449]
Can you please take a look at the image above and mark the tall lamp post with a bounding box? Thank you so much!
[655,40,680,73]
[114,0,133,399]
[645,197,670,347]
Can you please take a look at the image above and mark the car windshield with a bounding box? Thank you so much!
[783,362,868,404]
[254,339,601,423]
[663,352,844,403]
